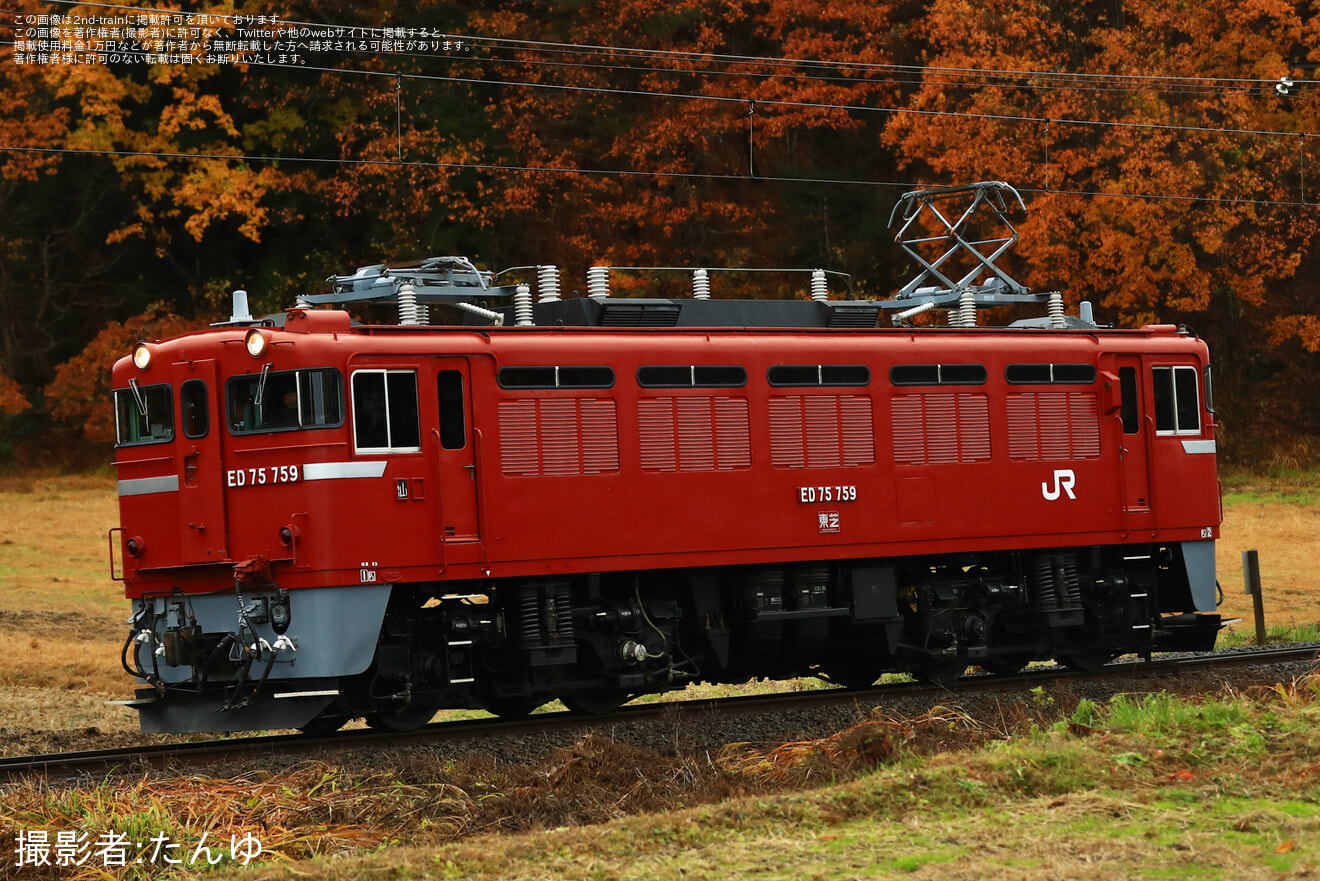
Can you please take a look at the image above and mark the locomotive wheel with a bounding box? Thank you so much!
[981,655,1031,677]
[365,707,437,732]
[298,711,350,736]
[913,661,966,687]
[819,667,881,689]
[562,689,630,715]
[1057,651,1117,672]
[484,697,542,719]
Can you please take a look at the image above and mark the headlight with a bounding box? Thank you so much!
[132,342,152,370]
[245,328,269,357]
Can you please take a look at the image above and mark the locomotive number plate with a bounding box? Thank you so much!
[797,485,857,503]
[226,465,301,488]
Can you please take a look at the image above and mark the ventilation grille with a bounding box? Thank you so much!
[769,395,875,469]
[499,399,619,476]
[891,394,991,464]
[1007,392,1100,460]
[639,397,751,472]
[599,303,682,327]
[827,306,880,328]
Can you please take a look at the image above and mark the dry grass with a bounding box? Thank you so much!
[0,474,122,614]
[0,761,475,880]
[1215,500,1320,631]
[718,705,991,783]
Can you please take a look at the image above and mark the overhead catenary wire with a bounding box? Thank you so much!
[8,0,1316,112]
[14,0,1303,96]
[0,142,1312,210]
[2,35,1312,142]
[2,2,1316,208]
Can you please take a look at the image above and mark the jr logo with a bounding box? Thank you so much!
[1042,469,1077,501]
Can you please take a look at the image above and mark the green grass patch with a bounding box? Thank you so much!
[1217,621,1320,648]
[1220,465,1320,499]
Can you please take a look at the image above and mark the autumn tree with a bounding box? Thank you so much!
[225,0,915,297]
[885,0,1318,318]
[882,0,1320,454]
[43,307,197,443]
[0,369,29,417]
[454,0,910,292]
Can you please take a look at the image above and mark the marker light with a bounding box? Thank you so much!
[132,342,152,370]
[245,328,270,358]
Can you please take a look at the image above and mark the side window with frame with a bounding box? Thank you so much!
[181,379,209,439]
[114,383,175,446]
[227,369,342,434]
[1118,367,1138,434]
[353,369,421,452]
[437,370,466,450]
[1152,365,1201,435]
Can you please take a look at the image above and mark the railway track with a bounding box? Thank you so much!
[4,645,1316,780]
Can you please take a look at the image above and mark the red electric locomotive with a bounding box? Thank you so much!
[111,184,1222,733]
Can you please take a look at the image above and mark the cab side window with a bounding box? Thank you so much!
[437,370,466,450]
[1118,367,1138,434]
[1152,366,1200,435]
[181,379,209,438]
[353,369,421,452]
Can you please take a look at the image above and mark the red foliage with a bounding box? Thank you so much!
[44,309,199,443]
[883,0,1320,329]
[0,368,29,417]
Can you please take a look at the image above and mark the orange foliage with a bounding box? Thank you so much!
[0,8,70,184]
[883,0,1320,328]
[39,5,280,249]
[0,369,30,417]
[44,309,198,443]
[455,0,901,275]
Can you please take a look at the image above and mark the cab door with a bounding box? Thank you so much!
[174,359,229,562]
[1110,355,1153,532]
[433,359,480,542]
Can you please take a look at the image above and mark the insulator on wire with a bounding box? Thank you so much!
[1048,292,1066,328]
[693,269,710,300]
[959,289,977,327]
[397,282,420,325]
[514,284,534,326]
[891,301,936,326]
[537,265,561,303]
[810,269,828,302]
[587,266,610,300]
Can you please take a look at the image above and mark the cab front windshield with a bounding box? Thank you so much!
[227,368,342,434]
[114,384,174,446]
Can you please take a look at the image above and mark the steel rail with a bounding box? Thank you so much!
[3,645,1316,780]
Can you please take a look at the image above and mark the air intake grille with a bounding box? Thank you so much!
[827,306,880,328]
[600,303,682,327]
